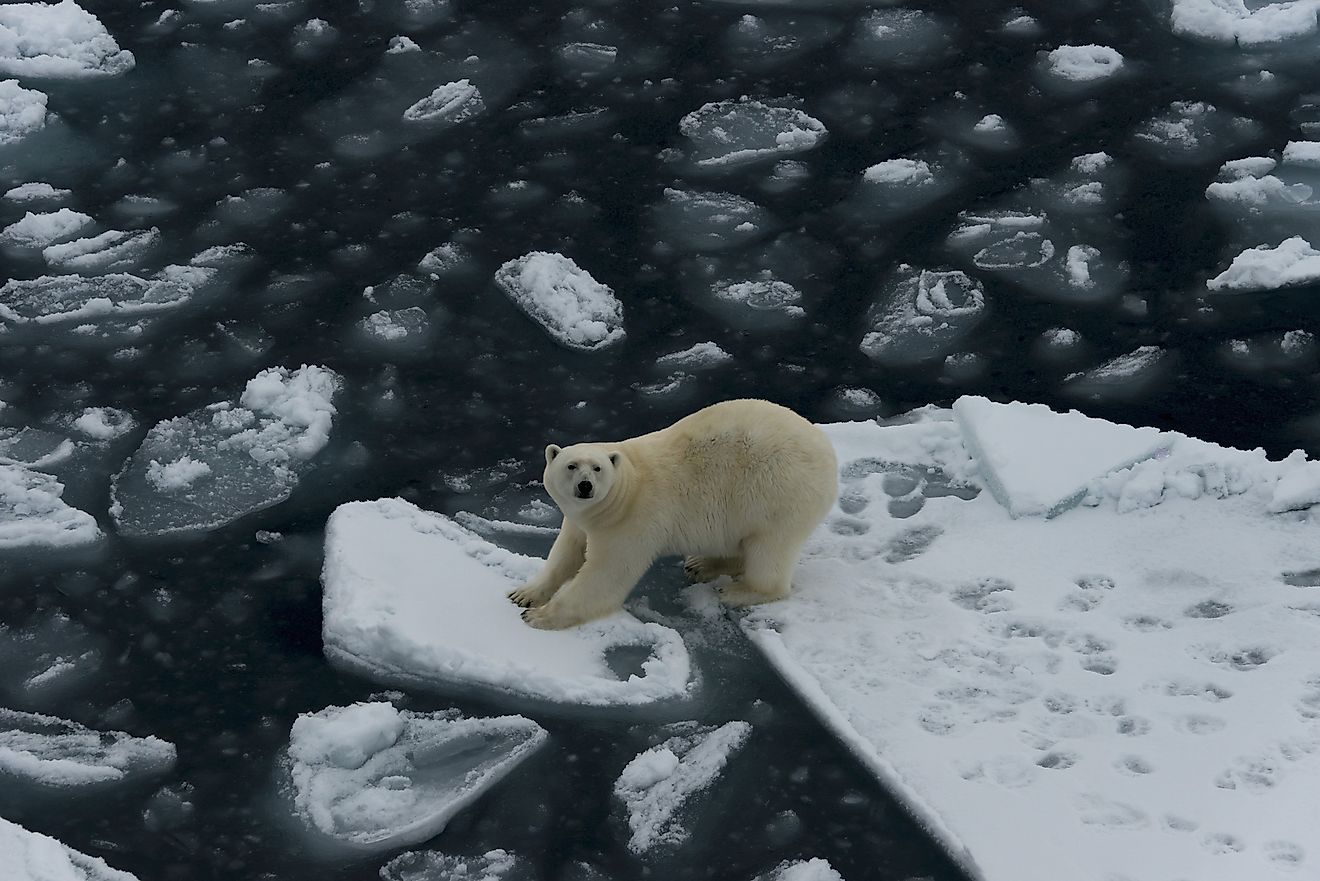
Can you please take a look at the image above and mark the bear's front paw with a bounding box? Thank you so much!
[508,583,552,608]
[521,605,577,630]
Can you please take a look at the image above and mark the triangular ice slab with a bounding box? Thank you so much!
[952,395,1171,517]
[321,499,692,706]
[0,815,140,881]
[284,702,545,853]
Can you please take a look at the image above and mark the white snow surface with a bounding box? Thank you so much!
[1044,45,1124,82]
[742,400,1320,881]
[1282,140,1320,166]
[0,815,139,881]
[0,463,101,549]
[1207,236,1320,291]
[0,1,135,79]
[1169,0,1320,46]
[0,707,175,786]
[493,252,624,351]
[321,498,693,706]
[614,721,752,852]
[0,78,46,145]
[284,702,545,852]
[953,396,1172,517]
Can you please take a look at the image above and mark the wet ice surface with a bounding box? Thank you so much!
[2,0,1320,879]
[0,707,174,788]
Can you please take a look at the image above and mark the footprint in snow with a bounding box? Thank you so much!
[1075,793,1148,830]
[1201,832,1245,855]
[883,523,941,563]
[1264,839,1306,867]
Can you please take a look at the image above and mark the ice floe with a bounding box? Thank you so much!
[0,463,100,550]
[1132,101,1261,165]
[1,208,92,249]
[43,228,161,274]
[402,79,486,125]
[3,181,70,203]
[723,14,842,71]
[652,188,774,253]
[1207,236,1320,291]
[655,341,734,372]
[0,79,47,146]
[1040,45,1124,86]
[678,99,826,170]
[0,611,105,711]
[0,815,139,881]
[494,252,624,351]
[743,399,1320,881]
[0,707,175,787]
[1166,0,1320,47]
[846,9,954,69]
[110,365,342,536]
[860,265,987,367]
[614,721,752,853]
[282,702,545,854]
[0,1,135,80]
[755,859,844,881]
[381,848,523,881]
[322,498,693,706]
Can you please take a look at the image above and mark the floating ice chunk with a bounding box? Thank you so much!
[614,721,752,853]
[69,407,134,441]
[402,79,486,124]
[43,228,161,274]
[860,265,986,366]
[358,307,432,346]
[713,275,804,318]
[418,241,475,276]
[0,1,135,79]
[847,9,953,68]
[494,252,624,351]
[0,273,192,327]
[0,708,175,787]
[321,498,692,706]
[1207,236,1320,291]
[1041,45,1124,83]
[0,815,139,881]
[1167,0,1320,46]
[1,209,92,249]
[0,79,46,145]
[1065,346,1169,400]
[1283,140,1320,166]
[1064,244,1099,287]
[110,365,342,536]
[1132,101,1260,164]
[653,188,773,253]
[0,611,104,710]
[0,463,100,549]
[655,341,733,371]
[1205,174,1311,206]
[840,152,962,227]
[755,859,845,881]
[973,114,1005,133]
[4,182,70,203]
[381,849,522,881]
[387,35,421,54]
[284,703,546,854]
[952,395,1170,517]
[863,157,932,185]
[678,98,826,169]
[723,14,843,71]
[556,41,617,75]
[0,427,74,469]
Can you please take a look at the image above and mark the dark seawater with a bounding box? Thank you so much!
[2,0,1319,879]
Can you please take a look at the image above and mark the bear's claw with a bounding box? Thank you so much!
[508,589,534,608]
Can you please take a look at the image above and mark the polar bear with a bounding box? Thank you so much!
[508,399,838,630]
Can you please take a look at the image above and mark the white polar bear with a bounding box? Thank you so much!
[508,399,838,630]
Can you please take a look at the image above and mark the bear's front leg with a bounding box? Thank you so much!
[521,547,651,630]
[508,518,586,608]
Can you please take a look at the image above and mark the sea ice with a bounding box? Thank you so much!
[743,402,1320,881]
[677,232,834,330]
[652,188,774,253]
[722,14,843,72]
[0,611,104,710]
[322,499,692,706]
[1132,101,1261,165]
[1166,0,1320,47]
[0,273,193,329]
[493,252,624,351]
[1065,346,1170,401]
[1039,45,1124,85]
[42,228,161,274]
[754,859,844,881]
[614,721,752,853]
[110,365,342,536]
[0,815,139,881]
[1207,236,1320,291]
[0,1,135,79]
[3,182,70,203]
[1203,145,1320,274]
[836,151,963,229]
[284,702,545,853]
[655,341,733,372]
[0,79,46,146]
[952,396,1171,517]
[0,462,100,549]
[402,80,486,125]
[380,849,522,881]
[677,98,826,170]
[846,9,954,69]
[0,707,175,787]
[860,265,987,366]
[1,208,92,249]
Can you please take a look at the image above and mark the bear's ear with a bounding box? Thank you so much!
[608,452,620,466]
[545,444,562,464]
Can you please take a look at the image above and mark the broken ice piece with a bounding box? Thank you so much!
[0,707,175,787]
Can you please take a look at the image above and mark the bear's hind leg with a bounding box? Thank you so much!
[717,533,802,608]
[682,554,743,582]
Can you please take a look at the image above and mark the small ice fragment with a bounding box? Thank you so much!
[402,80,485,124]
[387,36,421,54]
[493,252,624,351]
[0,707,175,787]
[3,182,72,204]
[1167,0,1320,47]
[381,849,522,881]
[1043,45,1124,82]
[1,209,93,249]
[754,858,845,881]
[863,158,933,186]
[655,341,733,371]
[1207,237,1320,291]
[69,407,135,441]
[1282,140,1320,166]
[614,721,752,853]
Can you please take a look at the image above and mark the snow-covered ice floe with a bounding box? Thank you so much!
[0,707,175,787]
[494,251,624,352]
[859,265,986,366]
[614,720,752,853]
[380,848,522,881]
[322,499,693,706]
[0,79,47,146]
[677,98,826,170]
[0,1,135,79]
[1165,0,1320,47]
[111,365,341,536]
[281,702,545,854]
[755,859,844,881]
[0,815,140,881]
[0,463,100,550]
[743,397,1320,881]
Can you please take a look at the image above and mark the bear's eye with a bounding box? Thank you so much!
[593,465,601,472]
[566,463,577,471]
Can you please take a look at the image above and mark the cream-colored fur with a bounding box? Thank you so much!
[509,399,838,629]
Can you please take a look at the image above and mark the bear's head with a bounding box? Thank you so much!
[543,443,623,516]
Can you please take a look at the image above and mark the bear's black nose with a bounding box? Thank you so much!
[575,480,593,498]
